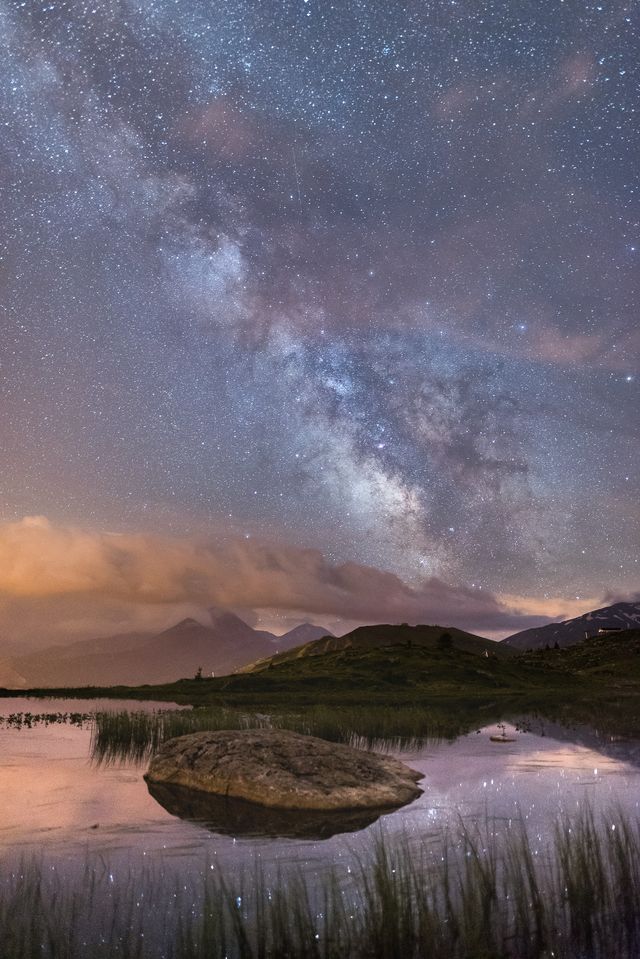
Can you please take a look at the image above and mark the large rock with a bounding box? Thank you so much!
[144,728,423,811]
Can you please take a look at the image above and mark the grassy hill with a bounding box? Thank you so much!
[518,629,640,686]
[239,622,517,674]
[213,623,569,702]
[508,629,640,737]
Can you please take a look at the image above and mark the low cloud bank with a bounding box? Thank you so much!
[0,517,566,648]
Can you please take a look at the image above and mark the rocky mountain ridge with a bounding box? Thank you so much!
[504,601,640,650]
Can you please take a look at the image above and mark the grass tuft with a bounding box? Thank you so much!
[90,704,464,764]
[2,807,640,957]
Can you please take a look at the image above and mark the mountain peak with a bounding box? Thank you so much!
[505,601,640,650]
[161,618,205,634]
[208,607,250,629]
[273,623,334,651]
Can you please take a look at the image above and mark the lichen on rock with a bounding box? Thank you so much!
[144,728,423,812]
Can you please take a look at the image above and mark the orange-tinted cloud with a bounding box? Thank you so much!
[0,516,561,647]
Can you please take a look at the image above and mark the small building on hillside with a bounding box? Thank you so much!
[584,626,627,639]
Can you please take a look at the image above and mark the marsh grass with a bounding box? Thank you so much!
[2,807,640,958]
[89,704,468,764]
[0,711,93,729]
[90,707,269,764]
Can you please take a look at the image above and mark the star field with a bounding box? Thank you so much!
[0,0,638,635]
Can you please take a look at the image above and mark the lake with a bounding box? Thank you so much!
[2,698,639,869]
[2,697,640,957]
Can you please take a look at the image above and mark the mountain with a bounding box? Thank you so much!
[7,611,279,688]
[238,621,513,674]
[215,622,545,701]
[0,657,29,688]
[504,601,640,651]
[130,616,276,682]
[272,623,334,651]
[208,608,275,643]
[10,631,155,687]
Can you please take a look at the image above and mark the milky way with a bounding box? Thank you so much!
[0,0,638,637]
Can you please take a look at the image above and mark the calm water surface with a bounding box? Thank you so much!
[1,698,639,884]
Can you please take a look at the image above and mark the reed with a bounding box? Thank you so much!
[90,703,469,764]
[90,706,269,764]
[2,806,640,958]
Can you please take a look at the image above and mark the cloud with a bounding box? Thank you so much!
[0,516,555,648]
[499,593,604,623]
[600,589,640,607]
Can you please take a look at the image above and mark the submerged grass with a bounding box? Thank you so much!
[2,807,640,958]
[90,703,472,764]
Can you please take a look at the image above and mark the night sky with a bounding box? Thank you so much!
[0,0,638,644]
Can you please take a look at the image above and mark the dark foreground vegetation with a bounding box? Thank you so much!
[1,806,640,959]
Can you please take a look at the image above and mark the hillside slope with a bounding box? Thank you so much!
[239,622,515,674]
[214,627,560,702]
[519,628,640,685]
[504,601,640,650]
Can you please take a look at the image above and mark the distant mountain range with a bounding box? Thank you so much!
[0,611,333,688]
[4,599,638,689]
[504,601,640,650]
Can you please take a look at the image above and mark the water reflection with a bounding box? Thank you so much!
[0,698,185,853]
[3,698,640,958]
[1,699,640,869]
[146,780,399,839]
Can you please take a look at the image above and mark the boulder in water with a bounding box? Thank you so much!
[144,728,423,811]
